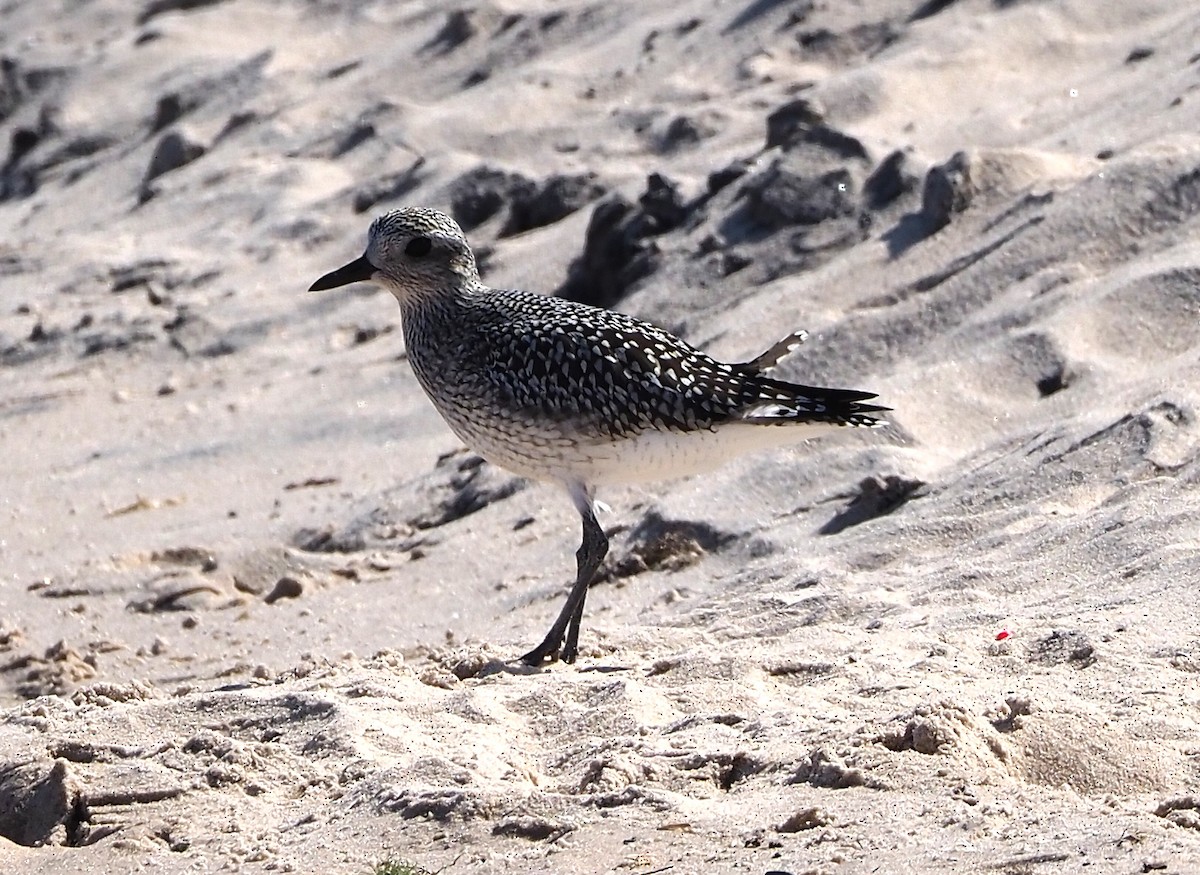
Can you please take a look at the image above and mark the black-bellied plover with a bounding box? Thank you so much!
[310,207,887,665]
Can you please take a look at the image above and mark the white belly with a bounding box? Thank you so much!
[566,422,834,485]
[446,417,837,487]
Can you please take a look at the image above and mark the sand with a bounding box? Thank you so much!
[2,0,1200,871]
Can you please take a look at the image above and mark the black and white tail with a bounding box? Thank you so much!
[738,330,888,428]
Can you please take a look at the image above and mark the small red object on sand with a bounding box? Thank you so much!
[995,629,1011,641]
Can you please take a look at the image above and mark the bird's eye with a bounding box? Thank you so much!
[405,237,432,258]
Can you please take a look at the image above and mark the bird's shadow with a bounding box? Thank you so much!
[477,658,634,677]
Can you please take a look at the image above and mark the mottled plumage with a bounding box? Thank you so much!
[310,206,887,665]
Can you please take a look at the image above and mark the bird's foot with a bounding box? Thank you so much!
[561,640,579,665]
[518,637,562,667]
[518,638,581,667]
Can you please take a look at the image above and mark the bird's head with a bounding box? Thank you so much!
[308,207,479,303]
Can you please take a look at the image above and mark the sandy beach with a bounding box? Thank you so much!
[2,0,1200,871]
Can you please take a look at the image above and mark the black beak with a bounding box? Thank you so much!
[308,254,377,291]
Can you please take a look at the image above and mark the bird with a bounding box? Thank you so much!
[309,206,888,666]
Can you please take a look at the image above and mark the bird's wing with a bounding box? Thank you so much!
[739,329,809,375]
[481,316,755,436]
[480,292,885,435]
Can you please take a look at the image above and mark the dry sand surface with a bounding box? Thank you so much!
[3,0,1200,871]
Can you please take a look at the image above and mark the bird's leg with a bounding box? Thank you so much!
[564,591,587,664]
[520,484,608,666]
[562,507,607,663]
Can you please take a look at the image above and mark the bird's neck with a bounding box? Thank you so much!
[396,281,488,361]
